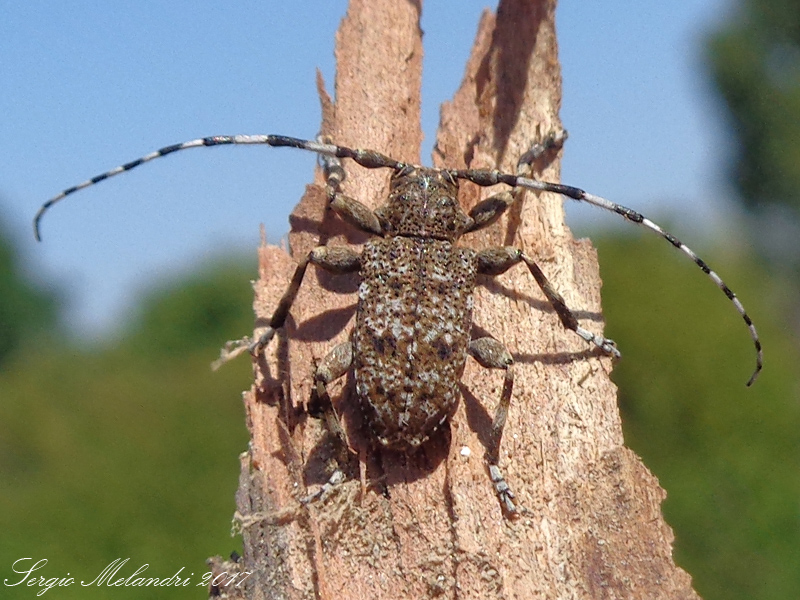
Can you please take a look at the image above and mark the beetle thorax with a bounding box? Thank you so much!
[375,167,471,241]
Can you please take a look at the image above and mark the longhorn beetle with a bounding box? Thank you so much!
[33,132,763,516]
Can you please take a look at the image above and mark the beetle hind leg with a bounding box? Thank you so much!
[301,341,355,505]
[468,337,517,517]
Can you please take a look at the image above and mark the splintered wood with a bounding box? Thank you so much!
[226,1,701,598]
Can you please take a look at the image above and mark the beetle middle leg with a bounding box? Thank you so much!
[477,246,620,356]
[212,245,362,367]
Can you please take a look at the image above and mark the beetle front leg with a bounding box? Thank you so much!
[319,153,384,236]
[465,191,515,233]
[461,131,568,234]
[468,337,517,517]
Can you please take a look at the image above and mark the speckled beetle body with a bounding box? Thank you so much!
[355,226,478,450]
[34,133,763,516]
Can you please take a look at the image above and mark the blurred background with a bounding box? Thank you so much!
[1,1,798,598]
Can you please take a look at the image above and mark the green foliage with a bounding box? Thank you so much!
[0,254,254,600]
[704,8,800,592]
[124,257,258,357]
[594,231,800,600]
[706,0,800,218]
[0,216,59,367]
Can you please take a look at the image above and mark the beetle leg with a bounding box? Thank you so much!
[311,341,353,452]
[212,246,361,368]
[468,337,516,517]
[301,341,354,505]
[319,153,384,235]
[476,246,619,357]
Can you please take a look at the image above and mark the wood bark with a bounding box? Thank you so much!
[209,1,702,598]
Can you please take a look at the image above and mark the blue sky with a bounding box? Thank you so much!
[1,0,740,336]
